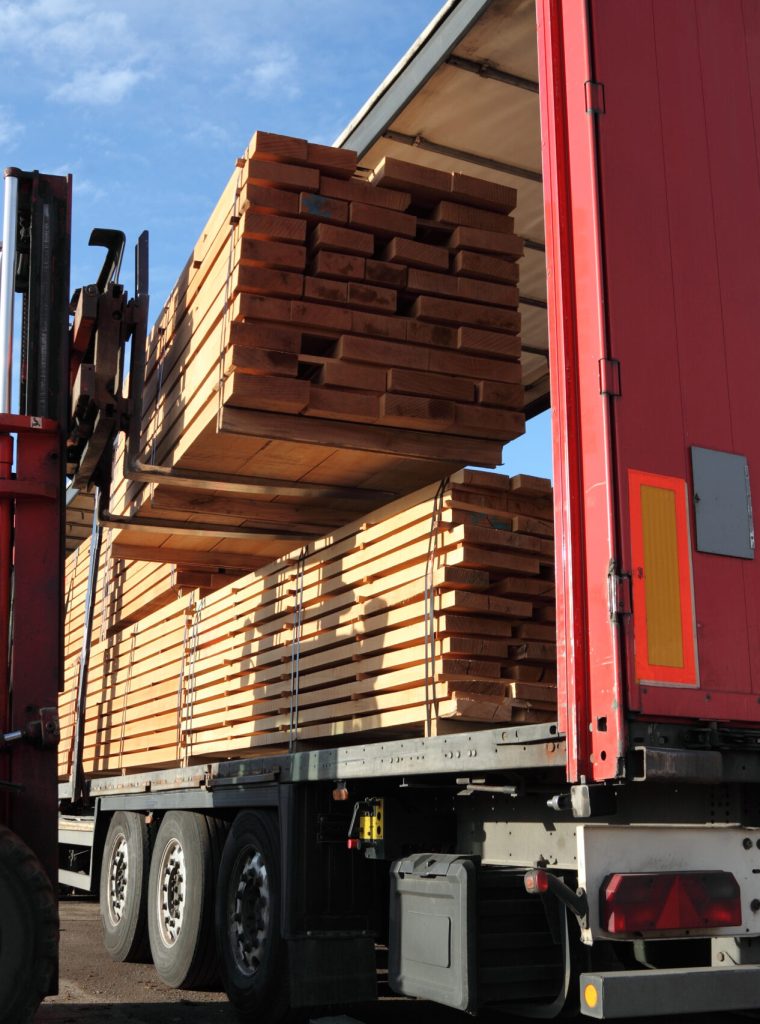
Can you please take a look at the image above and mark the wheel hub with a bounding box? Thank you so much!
[230,849,270,976]
[158,838,186,946]
[107,831,129,926]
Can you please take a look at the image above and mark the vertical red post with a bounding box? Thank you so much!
[0,433,12,827]
[536,0,626,781]
[0,432,12,735]
[8,426,61,886]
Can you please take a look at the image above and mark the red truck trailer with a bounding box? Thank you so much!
[45,0,760,1019]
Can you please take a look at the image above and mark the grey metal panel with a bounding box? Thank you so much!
[631,746,725,784]
[59,868,93,892]
[285,723,563,782]
[58,827,94,848]
[97,784,280,813]
[632,743,760,786]
[461,815,579,869]
[580,965,760,1019]
[712,936,760,966]
[87,724,563,801]
[88,765,210,796]
[58,807,99,894]
[691,446,755,559]
[334,0,550,408]
[337,0,493,158]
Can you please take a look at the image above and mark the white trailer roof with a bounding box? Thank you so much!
[337,0,547,413]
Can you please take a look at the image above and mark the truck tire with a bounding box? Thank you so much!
[99,811,152,962]
[0,824,58,1024]
[215,810,289,1022]
[148,811,224,989]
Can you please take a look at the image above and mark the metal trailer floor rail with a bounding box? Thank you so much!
[75,723,564,812]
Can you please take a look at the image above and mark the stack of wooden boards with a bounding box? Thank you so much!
[110,130,525,570]
[59,470,556,780]
[58,537,240,780]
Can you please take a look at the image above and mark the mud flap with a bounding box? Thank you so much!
[288,935,377,1008]
[388,853,477,1012]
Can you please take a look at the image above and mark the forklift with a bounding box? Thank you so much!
[0,167,146,1023]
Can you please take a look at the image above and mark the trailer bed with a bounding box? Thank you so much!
[78,722,563,810]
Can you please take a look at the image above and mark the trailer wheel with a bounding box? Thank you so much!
[0,824,58,1024]
[216,811,289,1021]
[147,811,224,989]
[99,811,152,962]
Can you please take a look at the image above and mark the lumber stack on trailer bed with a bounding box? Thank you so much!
[58,534,241,780]
[108,132,526,569]
[59,470,556,780]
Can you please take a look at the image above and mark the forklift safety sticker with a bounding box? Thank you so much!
[628,470,699,687]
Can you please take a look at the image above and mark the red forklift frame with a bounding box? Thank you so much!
[0,414,62,883]
[0,168,71,888]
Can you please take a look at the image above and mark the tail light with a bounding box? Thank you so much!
[601,870,741,934]
[524,869,550,894]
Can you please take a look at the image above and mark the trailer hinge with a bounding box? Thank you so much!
[599,358,621,397]
[608,563,631,622]
[585,80,606,115]
[745,461,755,551]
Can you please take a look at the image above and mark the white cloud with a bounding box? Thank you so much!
[185,119,232,147]
[51,67,146,106]
[75,177,107,203]
[0,0,151,106]
[242,46,301,99]
[0,2,307,109]
[0,106,23,147]
[40,6,131,60]
[0,3,28,42]
[0,1,128,58]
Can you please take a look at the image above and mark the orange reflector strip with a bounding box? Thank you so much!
[629,470,699,686]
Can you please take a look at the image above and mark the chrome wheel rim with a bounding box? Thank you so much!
[157,837,185,946]
[107,831,129,927]
[228,847,270,976]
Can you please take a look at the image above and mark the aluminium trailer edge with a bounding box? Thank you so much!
[79,722,564,811]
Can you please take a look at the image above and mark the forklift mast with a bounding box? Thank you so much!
[0,168,71,888]
[0,166,147,1020]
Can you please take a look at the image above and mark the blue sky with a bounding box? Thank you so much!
[0,0,552,478]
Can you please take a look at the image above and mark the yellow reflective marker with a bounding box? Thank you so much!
[583,982,599,1009]
[640,484,684,667]
[628,469,699,687]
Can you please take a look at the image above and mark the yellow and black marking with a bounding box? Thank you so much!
[348,797,385,857]
[358,798,384,841]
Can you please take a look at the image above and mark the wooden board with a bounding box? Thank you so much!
[60,471,556,779]
[107,130,527,569]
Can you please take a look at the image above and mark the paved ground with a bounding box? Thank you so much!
[35,898,457,1024]
[36,899,233,1023]
[36,897,756,1023]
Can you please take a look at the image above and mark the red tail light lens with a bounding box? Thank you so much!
[601,871,741,934]
[524,869,550,894]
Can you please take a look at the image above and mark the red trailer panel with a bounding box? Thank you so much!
[591,0,760,725]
